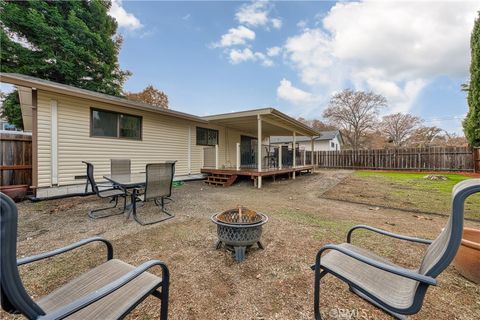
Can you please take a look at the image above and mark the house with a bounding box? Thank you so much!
[270,130,343,151]
[0,73,319,195]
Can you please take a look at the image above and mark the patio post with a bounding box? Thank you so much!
[311,138,315,163]
[215,144,219,169]
[257,114,262,188]
[236,142,240,171]
[311,137,315,171]
[279,145,282,170]
[303,148,306,166]
[292,131,296,179]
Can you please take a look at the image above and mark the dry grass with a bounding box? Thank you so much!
[2,170,480,319]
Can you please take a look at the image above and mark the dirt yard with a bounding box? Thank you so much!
[2,170,480,319]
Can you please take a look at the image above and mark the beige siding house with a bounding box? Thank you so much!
[0,73,318,195]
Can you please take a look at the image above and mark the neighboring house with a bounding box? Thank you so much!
[0,117,17,131]
[270,130,343,151]
[0,73,318,195]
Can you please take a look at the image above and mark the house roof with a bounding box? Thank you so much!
[0,73,319,136]
[202,108,319,137]
[0,73,207,123]
[270,130,342,144]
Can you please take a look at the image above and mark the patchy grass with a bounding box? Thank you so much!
[324,171,480,220]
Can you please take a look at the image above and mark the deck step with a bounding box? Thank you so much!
[205,173,238,187]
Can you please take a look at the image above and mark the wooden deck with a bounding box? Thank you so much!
[201,165,314,177]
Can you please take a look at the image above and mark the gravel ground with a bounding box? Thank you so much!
[2,169,480,320]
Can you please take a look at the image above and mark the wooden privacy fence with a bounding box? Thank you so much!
[0,132,32,186]
[313,146,475,172]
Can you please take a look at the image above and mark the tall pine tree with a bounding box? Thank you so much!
[0,0,130,129]
[464,12,480,146]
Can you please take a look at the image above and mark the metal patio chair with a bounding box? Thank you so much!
[83,161,126,219]
[111,159,131,176]
[0,192,170,320]
[312,179,480,320]
[163,160,177,204]
[130,162,175,226]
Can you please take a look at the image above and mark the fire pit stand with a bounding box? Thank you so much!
[211,207,268,262]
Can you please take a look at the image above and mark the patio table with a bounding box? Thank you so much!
[103,173,146,189]
[103,173,146,219]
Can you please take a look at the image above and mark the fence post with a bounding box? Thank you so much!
[474,148,480,173]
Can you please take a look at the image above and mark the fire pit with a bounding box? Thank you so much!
[211,206,268,262]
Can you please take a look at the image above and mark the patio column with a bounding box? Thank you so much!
[278,145,282,170]
[236,142,240,171]
[257,115,262,188]
[292,131,296,179]
[215,144,219,169]
[303,149,306,166]
[311,138,315,165]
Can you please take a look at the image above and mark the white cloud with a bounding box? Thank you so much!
[277,79,316,105]
[108,0,143,31]
[235,1,269,27]
[229,48,273,67]
[271,18,282,29]
[214,26,256,48]
[266,46,281,57]
[281,1,480,113]
[296,19,308,29]
[235,1,282,29]
[182,13,191,21]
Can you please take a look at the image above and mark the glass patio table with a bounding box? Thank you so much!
[103,173,146,188]
[103,173,146,218]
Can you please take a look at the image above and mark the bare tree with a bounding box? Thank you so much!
[297,117,337,132]
[408,126,443,147]
[380,113,422,147]
[323,89,387,150]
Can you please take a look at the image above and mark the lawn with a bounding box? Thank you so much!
[323,170,480,220]
[2,170,479,319]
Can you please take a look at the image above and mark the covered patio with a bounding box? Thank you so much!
[201,108,319,188]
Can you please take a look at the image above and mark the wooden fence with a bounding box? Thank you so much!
[0,132,32,186]
[313,146,475,172]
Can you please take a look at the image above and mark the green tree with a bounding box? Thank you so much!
[0,0,130,129]
[0,90,22,128]
[464,12,480,146]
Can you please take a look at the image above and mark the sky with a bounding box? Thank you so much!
[3,0,479,134]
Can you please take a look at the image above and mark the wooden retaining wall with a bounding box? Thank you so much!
[0,132,32,186]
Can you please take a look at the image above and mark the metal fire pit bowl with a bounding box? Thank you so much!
[211,207,268,262]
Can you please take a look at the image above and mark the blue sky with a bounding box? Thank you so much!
[2,1,478,135]
[112,0,479,134]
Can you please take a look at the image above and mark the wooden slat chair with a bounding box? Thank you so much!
[312,179,480,320]
[0,192,170,319]
[83,161,126,219]
[130,163,175,226]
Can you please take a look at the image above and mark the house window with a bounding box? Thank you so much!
[196,127,218,146]
[331,142,335,148]
[91,108,142,140]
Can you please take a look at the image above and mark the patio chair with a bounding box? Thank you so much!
[312,179,480,320]
[111,158,131,176]
[164,160,177,203]
[83,161,127,219]
[130,162,175,226]
[0,192,170,319]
